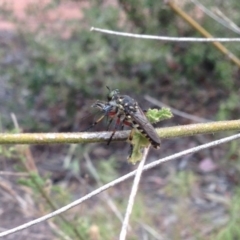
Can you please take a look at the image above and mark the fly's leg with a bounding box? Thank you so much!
[128,129,134,141]
[107,117,123,145]
[126,121,135,159]
[106,118,114,131]
[83,114,106,131]
[107,119,119,145]
[127,129,135,160]
[128,144,133,159]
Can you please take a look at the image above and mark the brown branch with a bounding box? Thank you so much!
[0,120,239,144]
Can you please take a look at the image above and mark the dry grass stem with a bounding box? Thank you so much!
[119,146,150,240]
[90,27,240,42]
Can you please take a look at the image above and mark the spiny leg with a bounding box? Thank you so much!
[107,117,123,145]
[128,129,134,141]
[125,129,134,159]
[127,129,135,159]
[83,114,105,131]
[128,144,134,160]
[106,118,114,131]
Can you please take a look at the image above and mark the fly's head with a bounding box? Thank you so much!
[107,88,120,101]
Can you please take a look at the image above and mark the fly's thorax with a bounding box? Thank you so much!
[115,95,139,114]
[109,97,123,109]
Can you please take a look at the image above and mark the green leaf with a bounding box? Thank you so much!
[146,107,173,123]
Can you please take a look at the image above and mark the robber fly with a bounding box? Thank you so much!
[89,88,161,149]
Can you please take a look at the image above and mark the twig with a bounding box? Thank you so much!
[63,144,77,169]
[84,153,124,223]
[12,116,82,239]
[144,95,210,123]
[1,133,240,238]
[119,146,150,240]
[213,7,240,34]
[48,221,73,240]
[11,113,20,132]
[90,27,240,42]
[0,120,239,144]
[0,171,29,177]
[190,0,240,35]
[166,1,240,67]
[139,222,166,240]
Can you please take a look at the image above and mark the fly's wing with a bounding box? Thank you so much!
[126,105,161,149]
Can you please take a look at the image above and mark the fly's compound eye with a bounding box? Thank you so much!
[107,89,120,101]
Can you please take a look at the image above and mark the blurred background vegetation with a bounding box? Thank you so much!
[1,0,239,131]
[0,0,240,239]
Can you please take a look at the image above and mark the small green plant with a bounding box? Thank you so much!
[217,93,240,121]
[215,189,240,240]
[164,171,198,198]
[96,156,119,183]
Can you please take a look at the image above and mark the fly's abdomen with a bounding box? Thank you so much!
[132,120,161,149]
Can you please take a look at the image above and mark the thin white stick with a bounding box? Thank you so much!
[1,133,240,238]
[119,146,149,240]
[90,27,240,42]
